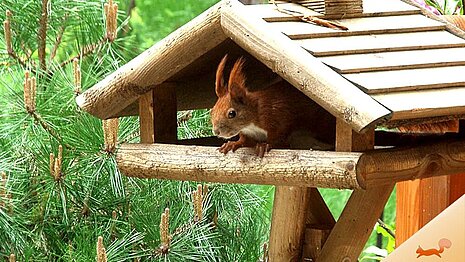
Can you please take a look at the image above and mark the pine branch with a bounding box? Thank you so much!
[3,10,29,69]
[38,0,49,71]
[30,110,72,150]
[6,51,28,68]
[59,38,106,68]
[49,15,68,61]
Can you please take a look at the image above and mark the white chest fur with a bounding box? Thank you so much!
[240,124,268,142]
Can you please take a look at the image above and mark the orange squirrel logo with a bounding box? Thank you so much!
[416,238,452,258]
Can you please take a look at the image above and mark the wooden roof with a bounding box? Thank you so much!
[76,0,465,132]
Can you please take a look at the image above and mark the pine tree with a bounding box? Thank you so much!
[1,0,271,261]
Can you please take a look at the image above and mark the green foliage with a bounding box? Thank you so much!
[359,222,396,261]
[376,223,396,254]
[129,0,219,49]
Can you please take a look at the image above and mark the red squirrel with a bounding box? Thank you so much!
[211,55,334,157]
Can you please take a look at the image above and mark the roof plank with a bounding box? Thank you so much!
[272,14,445,38]
[372,87,465,120]
[297,31,465,56]
[344,66,465,93]
[322,48,465,73]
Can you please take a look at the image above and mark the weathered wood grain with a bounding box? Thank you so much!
[116,143,362,189]
[302,188,335,261]
[139,91,154,143]
[344,65,465,93]
[358,140,465,188]
[116,139,465,189]
[372,87,465,120]
[298,30,465,56]
[321,47,465,73]
[318,183,394,261]
[269,186,309,261]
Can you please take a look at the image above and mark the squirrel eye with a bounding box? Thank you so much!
[228,109,236,119]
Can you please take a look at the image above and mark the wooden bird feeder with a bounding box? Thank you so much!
[77,0,465,260]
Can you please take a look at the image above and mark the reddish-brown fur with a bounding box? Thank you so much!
[211,55,334,156]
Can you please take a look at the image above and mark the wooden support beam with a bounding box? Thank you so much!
[395,172,465,246]
[139,90,154,143]
[220,0,392,132]
[138,84,177,143]
[358,139,465,188]
[318,120,394,261]
[269,186,309,261]
[116,139,465,189]
[76,1,227,119]
[318,183,394,261]
[153,84,177,143]
[336,118,374,152]
[302,188,335,261]
[117,143,362,189]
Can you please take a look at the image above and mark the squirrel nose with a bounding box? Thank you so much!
[213,127,219,136]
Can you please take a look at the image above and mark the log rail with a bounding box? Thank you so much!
[116,139,465,189]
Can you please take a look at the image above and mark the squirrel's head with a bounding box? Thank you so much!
[211,55,258,139]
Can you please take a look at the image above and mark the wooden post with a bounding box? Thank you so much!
[139,90,154,143]
[269,186,309,261]
[302,188,335,261]
[450,172,465,203]
[318,119,394,261]
[396,175,465,245]
[139,84,177,144]
[138,84,177,144]
[153,84,177,143]
[396,120,465,246]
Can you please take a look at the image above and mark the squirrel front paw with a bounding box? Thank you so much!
[255,143,271,158]
[219,141,244,154]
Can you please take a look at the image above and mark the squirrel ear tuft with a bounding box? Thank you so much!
[215,55,228,97]
[228,57,247,102]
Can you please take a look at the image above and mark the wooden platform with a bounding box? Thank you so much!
[242,0,465,123]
